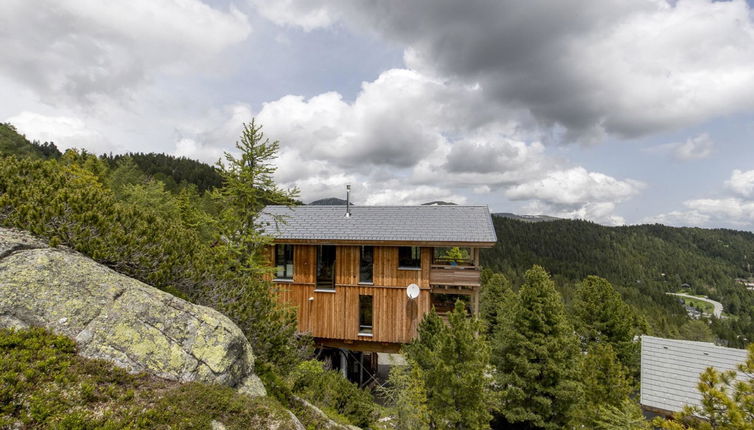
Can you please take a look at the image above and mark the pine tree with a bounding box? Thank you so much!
[574,343,636,427]
[572,275,647,373]
[404,303,493,429]
[593,399,650,430]
[492,265,582,429]
[479,270,514,335]
[383,360,430,430]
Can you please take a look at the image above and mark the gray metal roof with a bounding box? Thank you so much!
[640,335,750,414]
[259,205,497,245]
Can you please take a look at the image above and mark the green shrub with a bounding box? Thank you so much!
[0,154,303,370]
[289,360,378,427]
[0,327,295,429]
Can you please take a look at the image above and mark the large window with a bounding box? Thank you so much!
[359,295,373,335]
[398,246,421,269]
[359,246,374,284]
[316,245,336,290]
[275,244,293,280]
[432,247,473,265]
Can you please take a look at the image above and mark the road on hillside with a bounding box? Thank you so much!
[666,293,723,318]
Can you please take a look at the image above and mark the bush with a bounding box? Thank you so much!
[0,327,295,429]
[289,360,378,427]
[0,154,303,370]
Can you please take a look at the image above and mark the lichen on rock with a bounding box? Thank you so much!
[0,227,266,397]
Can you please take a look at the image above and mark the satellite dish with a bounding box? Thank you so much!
[406,283,420,300]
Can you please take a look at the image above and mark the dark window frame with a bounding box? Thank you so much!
[398,246,421,269]
[274,244,294,280]
[359,246,374,284]
[316,245,336,291]
[358,294,373,336]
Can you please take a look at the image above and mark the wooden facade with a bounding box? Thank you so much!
[270,244,484,351]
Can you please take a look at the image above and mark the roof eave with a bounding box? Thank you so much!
[269,238,497,248]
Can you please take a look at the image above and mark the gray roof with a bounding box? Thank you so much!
[259,205,497,245]
[640,335,750,414]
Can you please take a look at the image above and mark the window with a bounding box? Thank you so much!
[433,247,473,265]
[316,245,336,290]
[359,246,374,284]
[359,295,373,335]
[398,246,421,269]
[275,244,293,280]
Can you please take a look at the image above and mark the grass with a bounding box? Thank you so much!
[0,327,297,429]
[675,294,715,314]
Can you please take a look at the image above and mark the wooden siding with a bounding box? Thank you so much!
[373,246,431,289]
[293,245,316,284]
[274,245,434,345]
[276,283,431,344]
[336,246,360,285]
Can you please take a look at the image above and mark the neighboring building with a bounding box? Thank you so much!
[640,335,750,417]
[260,204,497,354]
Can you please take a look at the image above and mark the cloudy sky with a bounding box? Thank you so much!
[3,0,754,228]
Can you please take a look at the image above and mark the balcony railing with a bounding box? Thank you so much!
[429,265,481,287]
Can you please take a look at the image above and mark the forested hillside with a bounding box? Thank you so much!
[0,123,61,159]
[482,217,754,346]
[102,152,223,192]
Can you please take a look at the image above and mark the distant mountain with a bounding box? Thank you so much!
[310,197,350,205]
[493,212,561,222]
[421,201,457,206]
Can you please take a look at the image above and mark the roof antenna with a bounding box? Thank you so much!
[345,184,351,218]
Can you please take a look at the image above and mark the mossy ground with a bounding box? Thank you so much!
[0,327,294,429]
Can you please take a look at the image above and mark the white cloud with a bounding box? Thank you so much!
[641,210,711,227]
[6,111,112,154]
[684,198,754,223]
[672,134,715,160]
[252,0,754,142]
[363,184,467,206]
[647,169,754,227]
[645,133,715,161]
[173,138,225,165]
[249,0,337,31]
[170,103,257,164]
[257,69,498,170]
[726,169,754,198]
[0,0,251,106]
[505,167,643,207]
[246,68,642,217]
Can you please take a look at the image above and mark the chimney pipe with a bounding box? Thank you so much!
[345,185,351,218]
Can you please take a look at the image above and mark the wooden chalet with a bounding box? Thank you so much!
[260,203,497,353]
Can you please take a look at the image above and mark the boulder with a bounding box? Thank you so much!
[0,228,265,397]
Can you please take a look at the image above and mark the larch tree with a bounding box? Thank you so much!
[212,119,299,275]
[200,119,304,369]
[492,265,583,430]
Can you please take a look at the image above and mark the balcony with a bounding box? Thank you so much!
[429,265,481,288]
